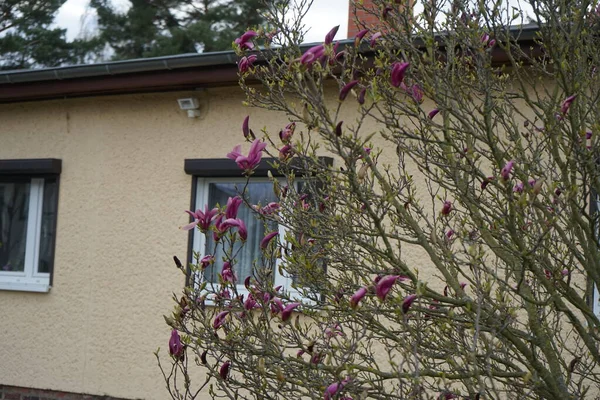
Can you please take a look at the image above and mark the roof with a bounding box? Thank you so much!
[0,24,540,104]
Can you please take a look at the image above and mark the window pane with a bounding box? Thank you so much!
[38,179,57,274]
[0,181,30,272]
[204,181,277,284]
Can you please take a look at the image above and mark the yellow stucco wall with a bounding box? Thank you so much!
[0,88,292,399]
[0,80,527,399]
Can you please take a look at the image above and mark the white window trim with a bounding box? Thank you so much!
[192,177,302,304]
[0,178,51,292]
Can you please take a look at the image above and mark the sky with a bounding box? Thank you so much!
[54,0,350,43]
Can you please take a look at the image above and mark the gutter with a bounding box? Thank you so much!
[0,24,539,103]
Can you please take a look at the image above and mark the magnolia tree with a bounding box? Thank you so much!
[158,0,600,398]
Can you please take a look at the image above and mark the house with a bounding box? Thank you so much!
[0,3,545,399]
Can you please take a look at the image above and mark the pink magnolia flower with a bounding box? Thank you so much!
[200,255,214,270]
[390,62,410,87]
[358,87,367,105]
[335,121,343,136]
[354,29,369,46]
[227,141,264,170]
[299,44,326,66]
[279,122,295,142]
[500,160,514,180]
[238,55,257,74]
[181,205,219,231]
[234,30,257,50]
[339,80,359,101]
[169,329,184,359]
[221,262,236,283]
[428,108,440,119]
[513,181,524,193]
[561,94,577,114]
[370,32,382,47]
[270,297,285,315]
[279,144,293,161]
[408,84,424,103]
[225,196,243,219]
[244,293,258,310]
[241,115,255,139]
[350,287,368,309]
[227,138,267,173]
[325,25,340,45]
[256,202,280,215]
[325,323,344,339]
[375,275,406,301]
[441,200,453,215]
[281,302,301,322]
[219,361,231,380]
[260,231,279,249]
[324,377,351,400]
[220,218,248,241]
[481,176,494,190]
[402,294,418,313]
[213,311,230,330]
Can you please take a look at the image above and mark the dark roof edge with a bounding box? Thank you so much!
[0,23,540,86]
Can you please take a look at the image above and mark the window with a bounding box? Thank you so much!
[192,178,293,298]
[0,159,61,292]
[184,157,332,301]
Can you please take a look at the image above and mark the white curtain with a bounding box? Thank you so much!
[204,181,277,284]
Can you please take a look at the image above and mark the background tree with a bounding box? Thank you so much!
[89,0,270,60]
[0,0,91,69]
[160,0,600,399]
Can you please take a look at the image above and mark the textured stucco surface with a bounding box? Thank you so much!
[0,83,467,399]
[0,88,282,399]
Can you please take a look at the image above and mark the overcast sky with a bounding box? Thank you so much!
[54,0,350,43]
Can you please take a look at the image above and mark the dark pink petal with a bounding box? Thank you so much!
[358,87,367,105]
[213,311,230,330]
[339,80,359,101]
[428,108,440,119]
[242,115,250,138]
[350,287,368,308]
[281,302,300,321]
[180,220,199,231]
[325,25,340,45]
[237,219,247,241]
[227,145,243,161]
[354,29,369,46]
[390,62,409,87]
[375,275,403,301]
[441,201,453,215]
[500,160,514,180]
[335,121,343,136]
[226,196,243,220]
[279,144,293,161]
[402,294,418,313]
[370,32,382,47]
[561,94,577,114]
[260,231,279,249]
[200,255,214,269]
[219,361,231,380]
[169,329,184,359]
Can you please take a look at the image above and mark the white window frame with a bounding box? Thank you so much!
[192,177,302,303]
[0,178,51,292]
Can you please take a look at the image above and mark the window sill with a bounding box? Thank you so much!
[0,280,51,293]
